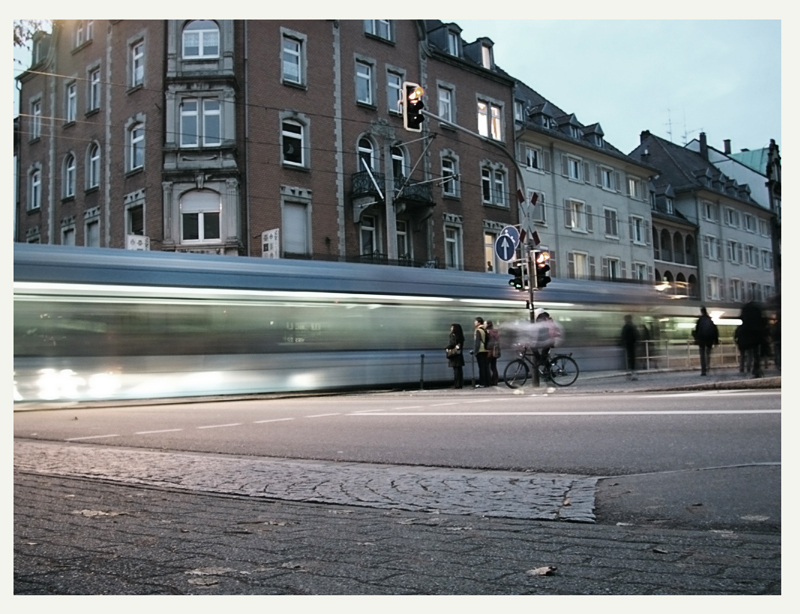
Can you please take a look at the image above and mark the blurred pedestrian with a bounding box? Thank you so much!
[620,314,639,380]
[531,311,562,368]
[692,307,719,376]
[737,301,767,378]
[734,324,752,374]
[485,320,501,386]
[445,323,465,389]
[771,314,781,371]
[470,317,490,388]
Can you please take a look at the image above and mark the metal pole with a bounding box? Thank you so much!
[419,353,424,390]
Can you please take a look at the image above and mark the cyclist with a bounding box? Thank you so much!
[531,310,563,368]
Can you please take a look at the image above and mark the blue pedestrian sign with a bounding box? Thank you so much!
[494,226,520,262]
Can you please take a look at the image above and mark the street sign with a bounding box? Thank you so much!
[494,226,520,262]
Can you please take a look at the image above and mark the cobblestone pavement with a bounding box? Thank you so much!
[14,471,780,596]
[14,367,782,596]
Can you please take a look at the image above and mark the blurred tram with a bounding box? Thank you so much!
[14,243,740,403]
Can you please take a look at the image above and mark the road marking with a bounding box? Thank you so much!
[196,423,242,429]
[305,413,340,418]
[64,434,120,441]
[253,418,295,424]
[134,429,184,435]
[430,402,459,407]
[348,409,780,417]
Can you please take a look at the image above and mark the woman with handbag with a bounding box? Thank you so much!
[446,323,465,389]
[485,320,501,386]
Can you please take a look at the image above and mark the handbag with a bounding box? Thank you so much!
[445,346,461,358]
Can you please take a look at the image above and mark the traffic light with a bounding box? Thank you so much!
[508,260,526,291]
[533,250,551,289]
[402,81,425,132]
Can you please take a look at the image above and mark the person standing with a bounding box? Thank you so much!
[485,320,501,386]
[446,323,465,389]
[620,314,639,380]
[737,301,767,378]
[471,317,490,388]
[692,306,719,376]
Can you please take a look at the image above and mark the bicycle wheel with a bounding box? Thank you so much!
[503,359,530,388]
[547,355,579,387]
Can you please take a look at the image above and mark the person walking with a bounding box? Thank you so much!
[470,317,490,388]
[692,306,719,376]
[485,320,501,386]
[620,314,639,380]
[737,301,767,378]
[446,323,465,389]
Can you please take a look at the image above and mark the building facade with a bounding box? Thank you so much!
[631,131,777,305]
[14,19,519,272]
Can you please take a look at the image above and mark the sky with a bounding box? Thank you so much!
[455,19,781,156]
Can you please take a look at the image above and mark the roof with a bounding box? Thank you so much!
[730,148,769,175]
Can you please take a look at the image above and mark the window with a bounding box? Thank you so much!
[630,216,645,244]
[564,155,581,181]
[360,215,378,255]
[356,60,373,105]
[702,235,720,260]
[65,82,77,123]
[514,101,524,122]
[438,85,453,122]
[76,22,84,47]
[28,169,41,211]
[358,137,375,171]
[627,176,642,199]
[599,166,615,190]
[62,226,76,246]
[391,146,407,182]
[762,249,773,271]
[87,144,100,189]
[484,232,498,273]
[397,220,411,260]
[447,30,460,56]
[729,278,742,302]
[568,252,589,280]
[727,240,743,264]
[85,219,100,247]
[745,245,758,268]
[181,189,221,243]
[63,154,76,198]
[364,20,392,41]
[282,120,305,167]
[127,204,144,236]
[282,34,304,85]
[702,201,718,222]
[442,157,458,197]
[759,219,770,236]
[525,146,540,170]
[180,99,221,148]
[481,166,506,206]
[725,207,741,228]
[665,197,674,215]
[477,100,502,140]
[706,276,722,301]
[604,208,618,237]
[387,71,403,113]
[444,225,462,270]
[182,20,219,59]
[602,257,622,280]
[30,99,41,140]
[481,44,493,68]
[632,262,647,281]
[88,68,101,110]
[131,40,144,87]
[744,213,756,233]
[129,123,144,170]
[565,199,592,232]
[528,190,546,224]
[283,202,310,255]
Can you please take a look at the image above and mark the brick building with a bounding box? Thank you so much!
[14,19,519,272]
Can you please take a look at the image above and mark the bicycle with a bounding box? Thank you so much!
[503,345,580,388]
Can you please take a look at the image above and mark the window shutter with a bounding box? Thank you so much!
[625,176,631,196]
[629,218,633,243]
[614,171,621,192]
[621,260,627,279]
[561,154,568,177]
[583,161,591,184]
[601,258,609,279]
[645,222,651,245]
[542,151,551,173]
[567,252,575,278]
[586,204,593,232]
[564,199,572,228]
[588,256,596,280]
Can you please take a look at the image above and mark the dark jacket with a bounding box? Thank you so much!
[737,302,767,350]
[693,314,719,346]
[447,331,465,367]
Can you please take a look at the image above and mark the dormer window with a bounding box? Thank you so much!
[365,20,393,42]
[481,44,493,69]
[447,30,460,56]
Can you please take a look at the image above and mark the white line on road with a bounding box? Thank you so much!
[348,409,780,417]
[305,413,341,418]
[196,423,242,429]
[252,418,295,424]
[134,429,184,435]
[64,434,120,441]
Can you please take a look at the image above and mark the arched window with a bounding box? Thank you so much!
[391,145,406,181]
[129,123,144,170]
[652,226,660,260]
[660,229,672,262]
[63,154,76,198]
[182,20,219,59]
[28,168,41,211]
[87,143,100,189]
[358,137,376,172]
[673,231,685,264]
[180,189,221,243]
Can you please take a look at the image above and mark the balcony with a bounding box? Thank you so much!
[351,171,436,222]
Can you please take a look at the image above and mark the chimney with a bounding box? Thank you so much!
[640,130,651,144]
[699,132,708,160]
[724,139,731,155]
